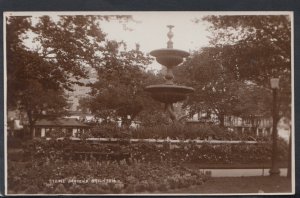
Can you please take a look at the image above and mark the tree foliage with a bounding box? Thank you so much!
[179,15,292,124]
[83,41,163,126]
[202,15,291,83]
[7,16,71,132]
[202,15,292,118]
[6,15,131,133]
[176,47,271,126]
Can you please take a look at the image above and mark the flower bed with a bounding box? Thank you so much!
[7,137,288,194]
[7,160,208,194]
[17,138,288,164]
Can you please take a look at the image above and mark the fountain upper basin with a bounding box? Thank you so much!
[150,48,190,67]
[145,84,194,103]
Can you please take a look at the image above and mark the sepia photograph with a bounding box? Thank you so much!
[4,11,294,195]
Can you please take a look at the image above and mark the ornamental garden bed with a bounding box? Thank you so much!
[11,137,288,165]
[7,160,208,194]
[7,136,289,194]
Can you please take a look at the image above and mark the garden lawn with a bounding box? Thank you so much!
[183,161,288,169]
[165,176,292,194]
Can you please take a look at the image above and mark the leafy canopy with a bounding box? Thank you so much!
[175,15,291,125]
[6,15,132,127]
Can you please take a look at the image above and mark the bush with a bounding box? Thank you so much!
[20,137,288,165]
[90,123,267,141]
[90,123,128,138]
[7,137,24,149]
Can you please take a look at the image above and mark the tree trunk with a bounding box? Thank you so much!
[27,110,35,139]
[121,116,132,128]
[29,124,35,139]
[287,124,292,178]
[219,113,225,128]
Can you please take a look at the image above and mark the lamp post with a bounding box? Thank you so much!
[287,126,291,178]
[269,77,280,176]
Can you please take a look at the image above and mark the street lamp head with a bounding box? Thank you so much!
[270,78,280,89]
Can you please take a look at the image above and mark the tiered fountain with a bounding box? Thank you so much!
[145,25,194,122]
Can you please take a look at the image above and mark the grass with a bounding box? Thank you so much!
[165,176,292,194]
[183,161,288,169]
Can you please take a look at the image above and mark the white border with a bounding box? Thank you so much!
[291,10,295,195]
[3,11,7,197]
[3,11,295,196]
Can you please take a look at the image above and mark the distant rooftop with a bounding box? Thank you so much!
[67,111,93,116]
[34,118,90,128]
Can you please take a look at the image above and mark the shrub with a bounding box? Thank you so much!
[7,137,24,149]
[89,123,266,141]
[20,137,288,165]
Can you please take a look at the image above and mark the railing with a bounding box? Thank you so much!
[48,137,262,144]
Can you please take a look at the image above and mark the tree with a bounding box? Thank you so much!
[6,16,71,136]
[175,46,273,127]
[20,81,69,136]
[6,15,131,136]
[177,47,251,126]
[201,15,292,119]
[178,15,292,126]
[85,41,159,127]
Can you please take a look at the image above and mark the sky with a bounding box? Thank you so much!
[99,12,210,52]
[98,12,211,70]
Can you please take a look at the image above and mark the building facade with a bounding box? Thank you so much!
[33,118,91,138]
[186,110,273,137]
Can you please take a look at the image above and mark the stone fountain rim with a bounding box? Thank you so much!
[150,48,190,57]
[145,84,195,93]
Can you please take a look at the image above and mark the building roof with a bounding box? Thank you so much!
[34,118,90,128]
[67,111,94,117]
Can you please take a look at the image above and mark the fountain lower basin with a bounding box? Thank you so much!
[145,84,194,103]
